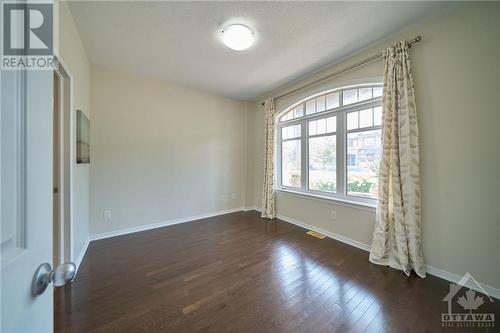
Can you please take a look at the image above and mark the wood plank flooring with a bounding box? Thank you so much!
[55,211,499,332]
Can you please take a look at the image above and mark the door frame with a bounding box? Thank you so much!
[53,55,74,264]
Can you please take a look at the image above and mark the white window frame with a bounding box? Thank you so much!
[276,83,383,208]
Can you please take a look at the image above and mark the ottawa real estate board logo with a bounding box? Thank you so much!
[442,272,496,329]
[1,1,53,70]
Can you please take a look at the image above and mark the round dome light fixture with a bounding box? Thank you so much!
[221,24,254,51]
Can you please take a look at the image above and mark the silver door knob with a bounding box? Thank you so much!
[31,262,76,296]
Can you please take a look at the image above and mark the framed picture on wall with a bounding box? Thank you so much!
[76,110,90,164]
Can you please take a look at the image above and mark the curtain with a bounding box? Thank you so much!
[261,98,276,219]
[369,40,425,278]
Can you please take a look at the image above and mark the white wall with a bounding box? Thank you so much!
[89,65,247,235]
[56,1,90,263]
[246,3,500,290]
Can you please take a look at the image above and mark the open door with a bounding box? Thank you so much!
[1,68,75,331]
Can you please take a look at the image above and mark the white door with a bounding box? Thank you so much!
[0,67,66,332]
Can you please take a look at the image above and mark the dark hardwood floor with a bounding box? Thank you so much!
[55,211,499,332]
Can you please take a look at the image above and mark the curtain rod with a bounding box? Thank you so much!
[260,36,421,106]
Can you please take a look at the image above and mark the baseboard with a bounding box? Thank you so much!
[276,212,500,300]
[78,206,500,299]
[89,207,245,242]
[74,237,90,277]
[276,214,371,252]
[74,208,245,278]
[243,206,260,212]
[426,265,500,300]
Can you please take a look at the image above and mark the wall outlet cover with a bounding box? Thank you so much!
[103,210,112,220]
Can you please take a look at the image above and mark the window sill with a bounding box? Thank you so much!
[275,188,376,213]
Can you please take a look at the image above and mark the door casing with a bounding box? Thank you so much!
[53,57,72,265]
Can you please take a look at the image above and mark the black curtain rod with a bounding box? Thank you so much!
[260,36,422,106]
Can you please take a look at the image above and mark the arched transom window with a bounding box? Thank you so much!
[276,84,383,205]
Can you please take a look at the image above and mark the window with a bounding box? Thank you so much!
[280,104,304,122]
[308,116,336,192]
[346,107,382,199]
[281,124,301,187]
[276,84,383,205]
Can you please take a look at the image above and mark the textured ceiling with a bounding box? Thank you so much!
[69,1,452,100]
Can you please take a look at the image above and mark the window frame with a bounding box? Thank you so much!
[276,84,383,207]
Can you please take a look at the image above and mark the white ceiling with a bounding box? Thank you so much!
[69,1,452,101]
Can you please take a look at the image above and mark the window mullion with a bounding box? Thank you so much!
[337,111,346,197]
[301,119,308,191]
[276,125,282,188]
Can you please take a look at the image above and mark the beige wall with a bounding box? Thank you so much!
[246,3,500,289]
[90,65,247,235]
[56,1,91,262]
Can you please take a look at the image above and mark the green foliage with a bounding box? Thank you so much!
[347,180,373,193]
[311,179,374,194]
[312,181,336,192]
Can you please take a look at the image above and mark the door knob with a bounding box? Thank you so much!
[31,262,76,296]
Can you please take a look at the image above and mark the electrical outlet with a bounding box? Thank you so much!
[231,193,236,200]
[330,210,337,220]
[220,194,226,202]
[103,210,112,221]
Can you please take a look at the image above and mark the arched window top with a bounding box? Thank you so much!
[276,83,384,206]
[278,84,383,123]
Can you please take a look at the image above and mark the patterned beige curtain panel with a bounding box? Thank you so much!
[369,40,426,277]
[261,98,276,219]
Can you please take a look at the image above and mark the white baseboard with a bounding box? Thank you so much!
[275,212,500,300]
[426,265,500,300]
[277,213,371,252]
[76,206,499,299]
[74,208,246,278]
[74,237,90,277]
[243,206,260,212]
[89,207,245,242]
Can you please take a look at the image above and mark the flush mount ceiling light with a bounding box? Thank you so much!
[221,24,254,51]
